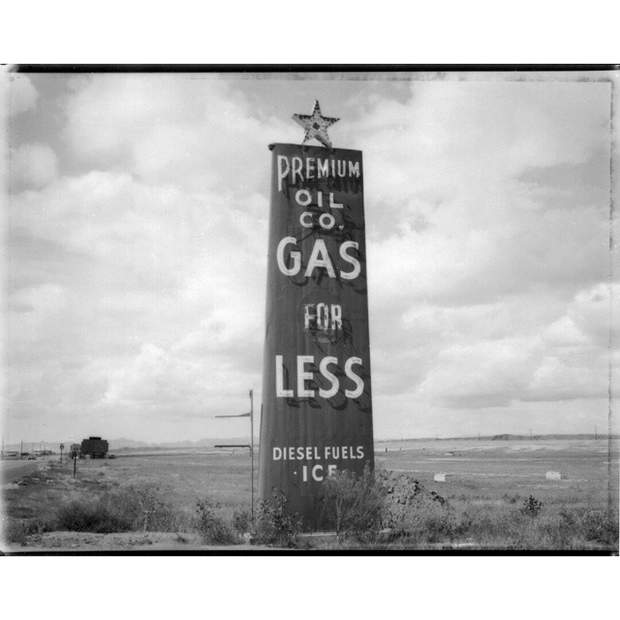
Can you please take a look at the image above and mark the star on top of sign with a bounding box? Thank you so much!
[292,100,340,148]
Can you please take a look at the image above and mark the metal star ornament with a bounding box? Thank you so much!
[292,100,339,148]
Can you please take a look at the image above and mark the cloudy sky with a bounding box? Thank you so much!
[2,70,617,443]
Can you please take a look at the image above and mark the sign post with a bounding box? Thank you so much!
[214,390,255,523]
[249,389,254,523]
[259,102,374,526]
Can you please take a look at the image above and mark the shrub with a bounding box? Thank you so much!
[55,499,132,533]
[520,495,543,517]
[54,483,183,534]
[3,518,51,545]
[253,491,301,547]
[232,509,252,534]
[195,499,237,544]
[380,473,456,543]
[320,465,386,540]
[105,483,182,531]
[580,509,619,546]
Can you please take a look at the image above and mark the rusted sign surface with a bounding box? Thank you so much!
[259,143,374,524]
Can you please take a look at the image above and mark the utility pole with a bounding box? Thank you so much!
[250,389,254,523]
[214,389,257,526]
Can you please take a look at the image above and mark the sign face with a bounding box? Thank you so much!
[259,143,374,524]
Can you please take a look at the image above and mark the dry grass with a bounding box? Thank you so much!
[2,439,617,550]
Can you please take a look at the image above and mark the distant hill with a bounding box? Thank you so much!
[107,438,151,450]
[6,433,617,453]
[110,433,619,450]
[108,437,250,450]
[378,433,619,442]
[488,433,619,441]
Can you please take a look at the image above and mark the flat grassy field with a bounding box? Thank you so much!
[377,438,616,512]
[2,439,618,551]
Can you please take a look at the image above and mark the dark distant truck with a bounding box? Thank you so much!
[80,436,109,458]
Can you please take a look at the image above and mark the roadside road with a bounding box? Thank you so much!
[1,460,40,483]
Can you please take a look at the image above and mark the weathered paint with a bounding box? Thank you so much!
[259,143,374,525]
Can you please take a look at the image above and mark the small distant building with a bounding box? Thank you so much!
[434,472,449,482]
[80,436,109,458]
[545,471,567,480]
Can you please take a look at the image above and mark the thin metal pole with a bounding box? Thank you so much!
[250,389,254,523]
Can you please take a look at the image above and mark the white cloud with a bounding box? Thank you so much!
[62,75,298,192]
[4,74,38,116]
[416,337,540,408]
[525,350,613,402]
[10,142,58,189]
[568,282,617,347]
[402,281,615,409]
[542,315,589,347]
[4,74,615,441]
[359,79,613,421]
[7,161,266,436]
[362,81,610,311]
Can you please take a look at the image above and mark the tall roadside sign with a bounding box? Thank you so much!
[259,101,374,525]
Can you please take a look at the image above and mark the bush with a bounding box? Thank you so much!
[520,495,543,517]
[54,483,183,534]
[105,483,182,531]
[55,499,132,533]
[232,509,252,534]
[383,475,457,544]
[580,509,619,546]
[320,465,386,541]
[195,499,237,544]
[4,518,51,545]
[253,491,301,547]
